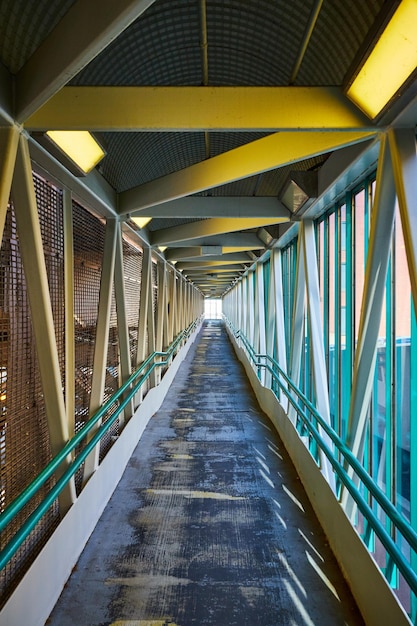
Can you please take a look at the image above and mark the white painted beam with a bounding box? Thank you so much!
[63,189,75,438]
[302,220,335,489]
[342,134,396,514]
[15,0,157,122]
[119,131,375,214]
[0,127,19,244]
[11,135,76,511]
[25,86,373,131]
[114,223,133,423]
[83,218,118,482]
[388,128,417,315]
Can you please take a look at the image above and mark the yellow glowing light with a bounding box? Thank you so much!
[46,131,105,174]
[347,0,417,118]
[158,246,167,252]
[132,217,152,229]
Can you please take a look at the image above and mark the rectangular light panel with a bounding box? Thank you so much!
[347,0,417,118]
[46,130,105,174]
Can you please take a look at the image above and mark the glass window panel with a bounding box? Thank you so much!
[328,212,337,426]
[394,204,411,521]
[354,189,366,343]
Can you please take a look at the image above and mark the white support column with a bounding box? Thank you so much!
[288,230,306,425]
[155,260,167,384]
[83,218,118,483]
[342,134,397,513]
[389,128,417,314]
[136,245,152,366]
[238,280,243,334]
[114,222,133,424]
[302,220,335,489]
[241,275,248,346]
[63,189,75,438]
[177,275,184,334]
[247,271,255,350]
[185,281,190,327]
[271,250,288,411]
[169,270,177,342]
[12,134,76,512]
[253,272,260,352]
[0,126,19,244]
[147,256,156,387]
[265,250,276,386]
[255,263,266,383]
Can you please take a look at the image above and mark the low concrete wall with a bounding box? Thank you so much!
[0,324,202,626]
[227,329,411,626]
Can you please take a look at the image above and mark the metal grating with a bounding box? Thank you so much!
[0,174,66,607]
[73,201,105,434]
[0,0,75,73]
[71,0,201,87]
[100,131,207,193]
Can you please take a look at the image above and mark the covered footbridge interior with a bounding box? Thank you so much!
[1,0,417,624]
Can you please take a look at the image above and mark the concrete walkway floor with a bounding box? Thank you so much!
[47,320,363,626]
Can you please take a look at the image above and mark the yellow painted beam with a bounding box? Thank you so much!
[25,86,373,131]
[152,217,286,246]
[121,131,377,214]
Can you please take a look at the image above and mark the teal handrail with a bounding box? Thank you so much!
[227,320,417,597]
[0,319,199,571]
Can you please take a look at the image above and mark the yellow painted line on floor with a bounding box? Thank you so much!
[147,488,245,500]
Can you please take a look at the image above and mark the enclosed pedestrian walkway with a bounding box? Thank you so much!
[46,320,363,626]
[3,2,417,626]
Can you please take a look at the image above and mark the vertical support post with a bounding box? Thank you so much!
[255,263,266,383]
[156,260,168,356]
[342,134,396,514]
[136,245,152,366]
[177,275,184,334]
[114,222,132,424]
[302,220,335,489]
[162,264,173,348]
[288,229,307,425]
[247,271,255,349]
[12,134,76,512]
[389,129,417,316]
[169,270,177,343]
[267,250,288,407]
[147,255,156,387]
[83,218,118,484]
[63,189,75,438]
[0,126,19,244]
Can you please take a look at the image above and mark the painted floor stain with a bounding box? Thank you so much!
[47,320,364,626]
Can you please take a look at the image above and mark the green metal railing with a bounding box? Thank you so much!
[226,318,417,609]
[0,320,199,572]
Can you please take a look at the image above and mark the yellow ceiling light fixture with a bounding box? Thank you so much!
[346,0,417,119]
[132,216,152,229]
[158,246,167,252]
[45,131,106,175]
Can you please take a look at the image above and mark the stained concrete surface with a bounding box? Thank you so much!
[47,320,364,626]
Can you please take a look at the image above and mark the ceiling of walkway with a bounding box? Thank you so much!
[1,0,414,296]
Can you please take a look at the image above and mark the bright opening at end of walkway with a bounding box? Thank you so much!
[204,298,222,319]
